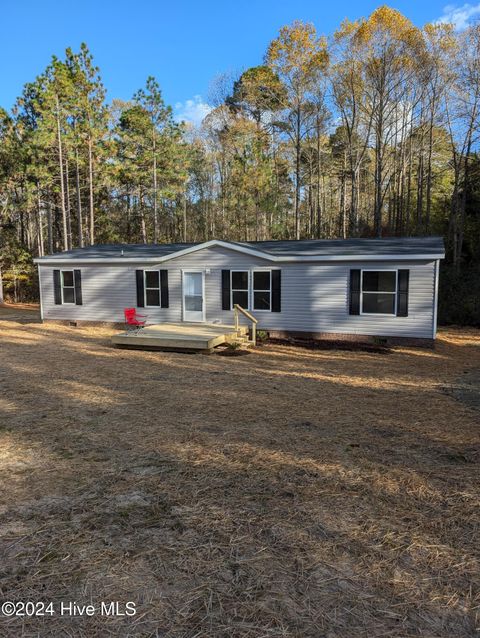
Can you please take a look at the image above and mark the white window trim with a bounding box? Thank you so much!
[61,269,75,305]
[230,270,250,310]
[360,269,398,317]
[144,269,161,308]
[252,268,272,312]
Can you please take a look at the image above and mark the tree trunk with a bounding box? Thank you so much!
[65,155,72,250]
[139,190,147,244]
[126,191,132,242]
[308,180,315,239]
[294,107,301,240]
[152,127,158,243]
[351,167,359,235]
[457,150,471,270]
[450,171,460,266]
[374,79,386,238]
[75,146,84,248]
[183,191,187,242]
[47,200,53,255]
[374,131,383,238]
[416,153,424,233]
[425,104,435,233]
[37,189,44,257]
[316,127,322,238]
[405,137,412,233]
[341,150,347,238]
[55,94,68,251]
[88,137,94,245]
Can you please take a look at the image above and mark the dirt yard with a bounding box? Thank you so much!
[0,304,479,637]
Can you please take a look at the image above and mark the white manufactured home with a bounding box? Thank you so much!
[34,237,445,345]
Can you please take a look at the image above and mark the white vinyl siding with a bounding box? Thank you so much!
[38,245,437,338]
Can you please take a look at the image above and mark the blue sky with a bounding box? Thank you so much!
[1,1,478,123]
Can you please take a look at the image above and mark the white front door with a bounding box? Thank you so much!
[183,271,205,322]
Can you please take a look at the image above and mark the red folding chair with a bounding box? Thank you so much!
[124,307,147,332]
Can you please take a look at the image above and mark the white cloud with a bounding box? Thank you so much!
[437,3,480,30]
[174,95,212,127]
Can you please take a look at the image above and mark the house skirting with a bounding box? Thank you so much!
[43,319,434,347]
[43,319,125,329]
[267,330,435,348]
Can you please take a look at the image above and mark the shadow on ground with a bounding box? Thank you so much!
[0,305,479,637]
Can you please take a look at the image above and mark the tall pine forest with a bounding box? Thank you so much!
[1,7,479,324]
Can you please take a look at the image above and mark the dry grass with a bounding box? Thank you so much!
[0,303,479,637]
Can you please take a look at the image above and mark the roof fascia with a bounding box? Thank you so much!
[34,250,444,265]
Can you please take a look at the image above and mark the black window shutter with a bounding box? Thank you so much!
[136,270,145,308]
[160,270,169,308]
[74,269,83,305]
[53,270,62,305]
[349,270,361,315]
[271,269,281,312]
[397,270,409,317]
[221,270,231,310]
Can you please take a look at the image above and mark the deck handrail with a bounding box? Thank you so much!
[233,304,258,345]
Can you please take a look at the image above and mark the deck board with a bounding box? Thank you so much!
[111,322,247,351]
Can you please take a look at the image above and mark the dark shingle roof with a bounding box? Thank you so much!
[35,236,444,261]
[36,242,196,260]
[239,236,444,257]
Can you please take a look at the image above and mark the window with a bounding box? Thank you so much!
[144,270,160,306]
[253,270,271,311]
[231,271,249,309]
[361,270,397,315]
[61,270,75,304]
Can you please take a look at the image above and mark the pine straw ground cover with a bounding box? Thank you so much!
[0,304,479,638]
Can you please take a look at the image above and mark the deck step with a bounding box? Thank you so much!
[231,338,255,347]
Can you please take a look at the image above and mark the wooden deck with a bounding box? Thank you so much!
[111,322,248,352]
